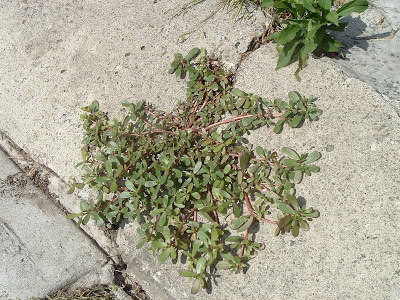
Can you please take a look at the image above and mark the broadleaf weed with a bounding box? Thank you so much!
[69,48,323,294]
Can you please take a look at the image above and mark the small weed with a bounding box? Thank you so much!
[32,285,121,300]
[261,0,370,80]
[68,48,322,294]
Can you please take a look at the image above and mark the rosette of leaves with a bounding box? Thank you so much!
[261,0,370,80]
[68,48,322,294]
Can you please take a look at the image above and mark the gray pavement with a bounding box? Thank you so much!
[332,0,400,112]
[0,147,113,299]
[0,0,399,299]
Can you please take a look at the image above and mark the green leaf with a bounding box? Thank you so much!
[276,40,301,70]
[125,180,136,191]
[175,64,182,78]
[232,89,245,97]
[67,186,75,194]
[308,165,320,173]
[236,216,253,232]
[304,210,320,218]
[318,0,332,13]
[193,161,202,174]
[95,176,110,183]
[263,190,281,200]
[67,213,80,220]
[185,48,199,61]
[278,203,297,215]
[233,202,241,218]
[231,216,247,230]
[178,269,197,278]
[278,215,293,229]
[282,147,300,160]
[158,248,171,263]
[211,82,219,91]
[240,152,250,171]
[276,25,300,47]
[223,164,231,174]
[212,132,223,143]
[299,220,310,231]
[255,146,264,157]
[326,10,339,26]
[302,0,317,12]
[292,222,300,237]
[105,161,113,176]
[191,278,201,295]
[201,205,218,213]
[337,0,370,18]
[306,151,321,163]
[287,194,300,211]
[294,170,303,183]
[136,240,146,249]
[291,114,303,127]
[288,91,301,102]
[260,0,273,8]
[120,191,132,199]
[145,181,157,187]
[282,159,300,167]
[273,123,282,134]
[196,257,207,274]
[152,241,167,249]
[215,261,233,270]
[242,116,256,127]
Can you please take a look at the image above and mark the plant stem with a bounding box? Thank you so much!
[203,111,283,131]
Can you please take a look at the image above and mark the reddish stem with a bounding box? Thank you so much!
[126,129,173,137]
[203,111,283,131]
[194,209,198,240]
[175,208,195,238]
[240,228,250,257]
[244,192,254,216]
[150,214,162,236]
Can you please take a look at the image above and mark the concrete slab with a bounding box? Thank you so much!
[331,0,400,112]
[116,44,400,299]
[0,148,112,299]
[0,0,269,181]
[0,0,399,299]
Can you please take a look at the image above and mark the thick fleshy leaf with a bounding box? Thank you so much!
[279,203,297,215]
[236,216,253,232]
[185,48,200,61]
[292,222,300,237]
[230,216,248,230]
[240,152,250,171]
[178,269,197,278]
[278,215,293,229]
[158,248,171,263]
[282,147,300,160]
[216,261,233,270]
[196,257,207,274]
[306,151,321,163]
[191,278,201,295]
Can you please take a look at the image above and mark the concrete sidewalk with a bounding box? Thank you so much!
[0,0,399,299]
[0,147,114,299]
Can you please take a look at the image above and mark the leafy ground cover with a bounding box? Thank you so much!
[68,48,322,294]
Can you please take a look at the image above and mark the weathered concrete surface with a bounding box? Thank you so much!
[332,0,400,111]
[0,0,269,182]
[116,44,400,299]
[0,148,113,299]
[1,0,399,299]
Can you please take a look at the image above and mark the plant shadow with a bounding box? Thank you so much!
[331,15,398,58]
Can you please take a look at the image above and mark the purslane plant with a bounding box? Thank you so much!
[261,0,370,80]
[68,48,322,294]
